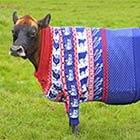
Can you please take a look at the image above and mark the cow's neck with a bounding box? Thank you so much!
[28,31,42,71]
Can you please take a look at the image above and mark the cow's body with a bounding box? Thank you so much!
[10,12,140,134]
[34,26,140,125]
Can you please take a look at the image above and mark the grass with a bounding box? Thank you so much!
[1,0,140,139]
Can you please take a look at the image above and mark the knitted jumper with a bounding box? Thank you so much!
[34,26,140,125]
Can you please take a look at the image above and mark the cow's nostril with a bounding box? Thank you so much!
[9,46,26,57]
[17,47,23,53]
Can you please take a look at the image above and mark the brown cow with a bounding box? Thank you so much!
[10,11,140,135]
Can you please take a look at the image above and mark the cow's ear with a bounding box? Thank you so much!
[38,14,51,29]
[13,11,18,24]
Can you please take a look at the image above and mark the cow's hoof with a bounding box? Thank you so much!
[71,124,80,135]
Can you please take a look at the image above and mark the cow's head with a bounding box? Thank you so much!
[9,11,51,59]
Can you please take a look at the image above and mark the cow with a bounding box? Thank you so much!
[9,11,140,134]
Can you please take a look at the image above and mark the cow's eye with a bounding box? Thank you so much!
[28,32,36,38]
[11,30,15,35]
[11,30,18,41]
[11,30,14,34]
[12,30,18,36]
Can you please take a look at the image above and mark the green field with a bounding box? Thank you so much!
[1,0,140,139]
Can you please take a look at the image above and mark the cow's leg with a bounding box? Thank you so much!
[68,117,80,134]
[69,117,71,127]
[71,124,79,134]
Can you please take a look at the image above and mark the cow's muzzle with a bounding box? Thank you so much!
[9,45,26,57]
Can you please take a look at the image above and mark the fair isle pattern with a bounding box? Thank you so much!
[45,27,63,101]
[47,27,104,103]
[61,27,79,119]
[58,27,70,112]
[72,27,82,100]
[75,28,89,102]
[92,28,103,101]
[86,28,94,101]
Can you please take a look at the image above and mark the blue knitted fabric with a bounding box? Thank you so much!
[106,28,140,104]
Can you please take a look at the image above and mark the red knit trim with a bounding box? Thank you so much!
[34,26,53,95]
[58,28,70,113]
[71,27,82,99]
[101,29,108,102]
[86,28,94,101]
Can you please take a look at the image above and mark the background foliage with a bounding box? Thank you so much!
[1,0,140,139]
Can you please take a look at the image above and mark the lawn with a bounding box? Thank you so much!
[1,0,140,139]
